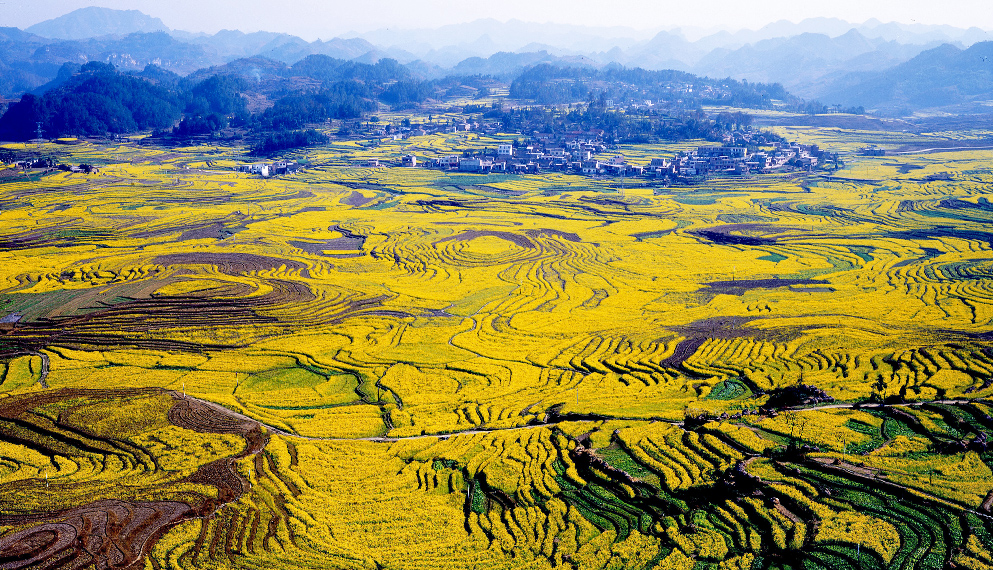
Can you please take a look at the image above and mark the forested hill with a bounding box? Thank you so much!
[181,54,422,97]
[509,63,794,108]
[0,54,804,141]
[0,62,183,140]
[0,55,413,140]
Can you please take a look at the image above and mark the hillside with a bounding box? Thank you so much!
[0,54,477,140]
[816,41,993,113]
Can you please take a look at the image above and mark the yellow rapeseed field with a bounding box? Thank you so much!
[1,128,992,569]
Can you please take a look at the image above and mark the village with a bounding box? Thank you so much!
[407,139,826,179]
[1,114,828,184]
[1,130,827,185]
[239,126,828,183]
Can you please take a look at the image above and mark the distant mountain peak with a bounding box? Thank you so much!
[815,40,993,113]
[26,7,168,40]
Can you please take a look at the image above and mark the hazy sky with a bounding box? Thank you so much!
[2,0,991,39]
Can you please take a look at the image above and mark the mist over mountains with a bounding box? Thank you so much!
[25,6,169,40]
[3,6,993,116]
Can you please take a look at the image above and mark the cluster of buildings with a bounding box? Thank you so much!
[675,142,823,176]
[1,157,89,174]
[368,119,504,140]
[600,86,734,111]
[10,158,57,170]
[237,127,826,181]
[237,160,303,177]
[419,139,616,175]
[387,140,824,180]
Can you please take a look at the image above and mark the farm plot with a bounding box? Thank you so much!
[0,134,991,569]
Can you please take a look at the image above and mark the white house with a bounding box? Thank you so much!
[497,144,514,158]
[581,161,601,175]
[239,163,270,177]
[439,155,460,168]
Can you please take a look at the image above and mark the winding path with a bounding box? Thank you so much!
[175,391,988,444]
[891,144,993,155]
[34,351,49,389]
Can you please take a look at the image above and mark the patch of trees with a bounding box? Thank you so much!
[379,80,431,109]
[288,57,493,110]
[136,64,182,89]
[761,384,834,412]
[254,82,374,131]
[251,128,327,155]
[798,100,867,115]
[486,98,755,143]
[433,75,493,97]
[509,63,792,109]
[712,111,754,131]
[509,65,591,104]
[290,55,412,85]
[187,74,249,117]
[0,62,182,140]
[173,112,229,136]
[173,74,250,135]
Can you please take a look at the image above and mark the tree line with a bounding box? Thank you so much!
[508,63,792,108]
[480,97,780,145]
[0,55,805,150]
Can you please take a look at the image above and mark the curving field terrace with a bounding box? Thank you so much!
[1,133,993,569]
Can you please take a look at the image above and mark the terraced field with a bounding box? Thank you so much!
[2,131,993,569]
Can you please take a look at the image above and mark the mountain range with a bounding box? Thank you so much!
[3,6,993,116]
[817,41,993,113]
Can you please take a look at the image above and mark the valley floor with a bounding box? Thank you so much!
[1,128,993,569]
